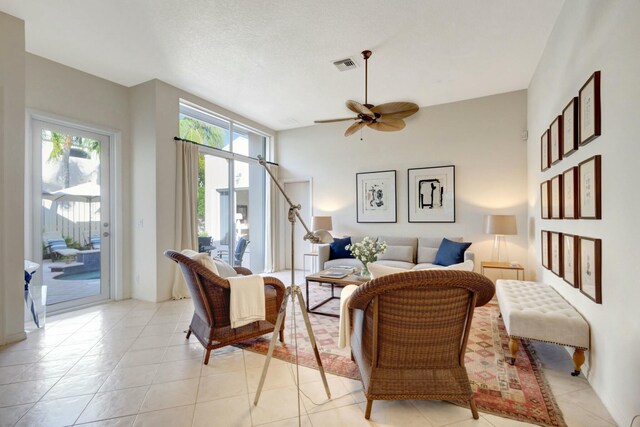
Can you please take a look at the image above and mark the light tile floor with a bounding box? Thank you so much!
[1,271,617,427]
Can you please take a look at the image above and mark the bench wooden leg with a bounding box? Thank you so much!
[509,338,519,365]
[572,349,585,376]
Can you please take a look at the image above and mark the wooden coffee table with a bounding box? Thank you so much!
[305,270,366,317]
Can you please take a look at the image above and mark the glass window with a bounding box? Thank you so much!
[179,104,230,150]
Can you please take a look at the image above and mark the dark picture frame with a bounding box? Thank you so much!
[579,236,602,304]
[578,155,602,219]
[541,230,550,269]
[407,165,455,223]
[550,115,563,165]
[563,233,579,288]
[541,130,550,171]
[562,167,579,219]
[562,97,579,157]
[540,181,550,219]
[550,231,563,277]
[579,71,601,145]
[356,170,397,223]
[550,174,563,219]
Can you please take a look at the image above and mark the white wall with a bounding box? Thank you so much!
[0,12,25,345]
[527,1,640,424]
[276,91,529,273]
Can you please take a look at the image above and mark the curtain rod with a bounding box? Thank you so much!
[173,136,279,166]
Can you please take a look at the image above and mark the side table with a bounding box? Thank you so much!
[303,252,319,276]
[481,261,524,281]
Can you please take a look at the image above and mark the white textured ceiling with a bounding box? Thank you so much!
[0,0,563,131]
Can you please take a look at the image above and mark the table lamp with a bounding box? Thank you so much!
[311,216,333,250]
[484,214,517,263]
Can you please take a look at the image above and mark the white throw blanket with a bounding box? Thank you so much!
[228,275,266,328]
[338,285,359,349]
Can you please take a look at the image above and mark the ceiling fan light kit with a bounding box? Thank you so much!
[315,50,419,137]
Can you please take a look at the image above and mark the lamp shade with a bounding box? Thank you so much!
[484,215,517,235]
[311,215,333,231]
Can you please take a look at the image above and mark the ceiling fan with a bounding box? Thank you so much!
[314,50,419,137]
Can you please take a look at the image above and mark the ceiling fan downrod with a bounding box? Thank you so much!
[362,50,372,108]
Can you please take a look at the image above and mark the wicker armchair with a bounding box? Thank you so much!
[348,269,495,420]
[164,250,286,364]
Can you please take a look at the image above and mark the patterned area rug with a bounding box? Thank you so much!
[235,282,566,427]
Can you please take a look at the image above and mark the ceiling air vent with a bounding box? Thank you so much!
[332,57,357,72]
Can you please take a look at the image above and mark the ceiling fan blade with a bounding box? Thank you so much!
[344,121,366,137]
[314,117,358,123]
[346,100,374,118]
[371,102,419,117]
[369,119,406,132]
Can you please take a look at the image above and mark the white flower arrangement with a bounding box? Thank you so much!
[345,236,388,267]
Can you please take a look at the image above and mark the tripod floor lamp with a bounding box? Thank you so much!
[254,155,332,409]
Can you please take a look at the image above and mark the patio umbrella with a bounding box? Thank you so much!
[46,182,101,243]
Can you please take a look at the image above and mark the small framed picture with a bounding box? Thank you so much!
[550,231,563,277]
[579,155,602,219]
[579,236,602,304]
[541,230,550,269]
[579,71,601,145]
[541,130,550,171]
[356,170,397,223]
[562,97,579,157]
[550,116,563,165]
[407,165,455,223]
[562,167,579,219]
[540,181,550,219]
[563,234,579,288]
[550,175,563,219]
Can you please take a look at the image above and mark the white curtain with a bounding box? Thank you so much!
[171,140,199,299]
[264,163,279,272]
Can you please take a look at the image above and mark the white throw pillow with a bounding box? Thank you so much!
[212,258,238,278]
[368,263,411,279]
[181,249,220,275]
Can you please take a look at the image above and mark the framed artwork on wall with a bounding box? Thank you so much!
[579,236,602,304]
[550,231,563,277]
[550,175,563,219]
[540,181,550,219]
[579,71,601,145]
[550,115,563,165]
[541,230,550,269]
[563,234,579,288]
[356,170,397,223]
[562,167,578,219]
[562,97,579,157]
[579,155,602,219]
[540,130,550,171]
[407,165,455,223]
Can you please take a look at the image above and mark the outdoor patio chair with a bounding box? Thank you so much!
[233,236,249,267]
[198,236,215,254]
[90,236,101,250]
[43,231,79,261]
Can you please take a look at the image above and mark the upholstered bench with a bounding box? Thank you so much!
[496,280,590,376]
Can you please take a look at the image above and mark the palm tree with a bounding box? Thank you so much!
[47,132,101,188]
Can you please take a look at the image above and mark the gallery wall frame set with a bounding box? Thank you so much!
[356,170,397,223]
[541,230,602,304]
[540,155,601,220]
[539,71,601,171]
[407,165,455,223]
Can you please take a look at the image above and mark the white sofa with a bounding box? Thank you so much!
[317,236,474,271]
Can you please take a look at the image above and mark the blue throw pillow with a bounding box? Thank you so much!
[434,238,472,266]
[329,237,354,260]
